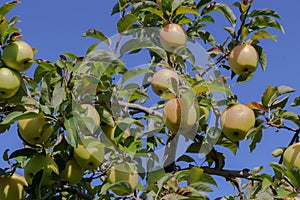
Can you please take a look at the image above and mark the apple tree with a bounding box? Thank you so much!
[0,0,299,199]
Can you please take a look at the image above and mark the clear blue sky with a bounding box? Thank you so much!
[1,0,300,198]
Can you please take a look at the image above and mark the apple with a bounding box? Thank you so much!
[18,110,53,145]
[199,105,209,125]
[24,154,59,186]
[2,40,34,71]
[220,103,255,142]
[151,69,179,99]
[228,44,259,75]
[163,98,198,134]
[107,163,138,196]
[102,123,130,144]
[77,104,100,134]
[0,67,21,99]
[0,173,27,200]
[60,159,84,185]
[160,23,187,52]
[283,142,300,170]
[73,136,104,170]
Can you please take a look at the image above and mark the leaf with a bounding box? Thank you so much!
[176,155,195,163]
[141,7,163,18]
[236,72,254,83]
[285,167,300,189]
[121,68,153,84]
[256,45,267,71]
[187,167,204,185]
[250,8,280,18]
[281,111,300,127]
[246,126,263,152]
[117,14,137,33]
[261,85,294,108]
[250,16,284,33]
[193,81,233,96]
[9,148,38,159]
[196,0,212,10]
[171,0,184,12]
[269,162,285,180]
[30,169,43,200]
[291,96,300,107]
[52,81,66,112]
[0,1,21,17]
[63,117,79,148]
[120,38,167,61]
[108,182,133,195]
[251,30,277,41]
[246,102,267,112]
[175,6,199,16]
[202,3,236,27]
[82,29,110,46]
[224,27,236,38]
[1,111,42,125]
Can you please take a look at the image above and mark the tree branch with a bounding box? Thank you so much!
[116,101,163,119]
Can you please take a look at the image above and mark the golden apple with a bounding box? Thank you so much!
[2,40,34,71]
[283,142,300,170]
[77,104,100,134]
[151,69,179,99]
[0,67,21,99]
[0,173,27,200]
[73,136,104,170]
[60,159,84,185]
[24,154,59,186]
[163,98,198,134]
[107,163,138,196]
[220,103,255,141]
[18,110,53,145]
[228,44,258,75]
[160,23,187,52]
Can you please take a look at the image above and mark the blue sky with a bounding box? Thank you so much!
[1,0,300,198]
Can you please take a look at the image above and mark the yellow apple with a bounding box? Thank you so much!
[77,104,100,134]
[220,103,255,141]
[2,40,34,71]
[60,159,84,185]
[283,142,300,170]
[107,163,138,196]
[0,67,21,99]
[0,173,27,200]
[228,44,258,75]
[102,123,130,144]
[18,110,53,145]
[163,98,198,134]
[160,23,187,52]
[199,106,209,125]
[24,154,59,186]
[73,136,104,170]
[151,69,179,99]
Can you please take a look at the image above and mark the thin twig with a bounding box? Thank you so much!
[117,101,163,119]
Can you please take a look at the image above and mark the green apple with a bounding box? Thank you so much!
[0,67,21,98]
[24,154,59,186]
[102,122,130,144]
[18,110,53,145]
[228,44,258,75]
[73,136,104,170]
[160,23,187,52]
[60,159,84,185]
[283,142,300,170]
[199,106,209,125]
[2,40,34,71]
[163,98,198,134]
[151,69,179,99]
[107,163,138,196]
[77,104,100,134]
[0,173,27,200]
[220,103,255,141]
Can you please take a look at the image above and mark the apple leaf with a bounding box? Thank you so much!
[63,117,79,148]
[9,148,38,159]
[108,182,133,196]
[202,3,236,27]
[177,155,195,163]
[269,162,285,180]
[52,81,66,112]
[250,16,284,33]
[175,6,199,16]
[121,68,153,84]
[120,38,167,61]
[285,167,300,189]
[246,102,267,112]
[197,0,213,10]
[251,30,277,41]
[246,126,263,152]
[261,85,294,108]
[1,111,42,125]
[117,14,137,33]
[0,1,21,17]
[141,7,163,19]
[82,29,110,46]
[193,81,233,96]
[30,169,43,200]
[254,45,267,71]
[250,8,281,19]
[291,96,300,107]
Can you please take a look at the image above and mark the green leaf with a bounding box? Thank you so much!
[281,111,300,127]
[141,7,163,18]
[187,167,204,185]
[240,26,249,42]
[253,45,267,71]
[193,81,233,96]
[177,155,195,163]
[63,117,79,148]
[0,1,21,17]
[171,0,184,12]
[108,182,133,196]
[82,29,110,46]
[1,111,42,125]
[9,148,38,159]
[52,81,66,112]
[200,173,218,187]
[246,126,263,152]
[120,38,167,61]
[122,68,153,84]
[175,6,199,16]
[285,167,300,189]
[251,30,277,41]
[291,96,300,107]
[250,16,284,33]
[224,27,236,38]
[202,3,236,27]
[196,0,212,10]
[261,85,294,108]
[269,162,285,180]
[236,72,254,83]
[250,8,280,18]
[30,169,43,200]
[117,14,137,33]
